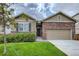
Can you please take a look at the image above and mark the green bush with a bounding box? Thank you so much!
[0,32,36,43]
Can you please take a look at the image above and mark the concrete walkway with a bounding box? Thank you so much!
[49,40,79,56]
[36,37,48,42]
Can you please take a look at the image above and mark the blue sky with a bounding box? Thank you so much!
[10,3,79,20]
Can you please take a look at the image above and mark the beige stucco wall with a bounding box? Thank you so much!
[44,14,73,22]
[28,19,36,33]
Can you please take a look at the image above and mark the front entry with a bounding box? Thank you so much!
[36,22,42,37]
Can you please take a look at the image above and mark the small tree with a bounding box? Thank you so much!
[0,3,14,55]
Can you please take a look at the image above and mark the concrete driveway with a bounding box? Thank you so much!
[49,40,79,56]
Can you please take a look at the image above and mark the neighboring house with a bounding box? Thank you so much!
[42,12,76,40]
[72,13,79,22]
[72,13,79,34]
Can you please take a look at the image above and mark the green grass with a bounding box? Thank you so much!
[0,42,66,56]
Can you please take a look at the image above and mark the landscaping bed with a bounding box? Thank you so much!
[0,42,66,56]
[0,32,36,43]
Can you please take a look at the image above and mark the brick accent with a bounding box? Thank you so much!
[42,22,75,39]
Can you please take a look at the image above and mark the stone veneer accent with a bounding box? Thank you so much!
[42,22,75,39]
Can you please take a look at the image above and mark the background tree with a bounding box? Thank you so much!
[0,3,14,55]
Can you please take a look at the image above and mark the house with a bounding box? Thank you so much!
[0,12,76,40]
[72,13,79,34]
[42,12,76,40]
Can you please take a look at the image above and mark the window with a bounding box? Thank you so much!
[18,22,30,32]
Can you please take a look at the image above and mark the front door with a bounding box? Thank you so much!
[36,22,42,37]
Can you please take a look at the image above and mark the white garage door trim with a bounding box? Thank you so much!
[46,29,72,40]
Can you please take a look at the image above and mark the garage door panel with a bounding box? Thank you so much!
[46,30,72,40]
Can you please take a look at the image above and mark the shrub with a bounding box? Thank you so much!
[0,32,36,43]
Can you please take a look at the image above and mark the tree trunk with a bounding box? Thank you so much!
[3,24,7,55]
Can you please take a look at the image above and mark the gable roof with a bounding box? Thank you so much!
[42,11,76,22]
[14,13,36,21]
[72,13,79,18]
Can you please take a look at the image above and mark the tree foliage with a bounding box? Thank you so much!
[0,3,14,55]
[0,3,14,24]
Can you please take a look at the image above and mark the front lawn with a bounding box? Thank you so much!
[0,42,66,56]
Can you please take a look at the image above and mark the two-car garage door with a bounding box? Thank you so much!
[46,30,72,40]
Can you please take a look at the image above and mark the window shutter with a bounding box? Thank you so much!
[16,23,18,32]
[29,23,31,32]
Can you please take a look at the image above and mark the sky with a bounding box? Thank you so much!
[10,3,79,20]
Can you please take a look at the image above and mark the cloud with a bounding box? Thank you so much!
[10,3,79,20]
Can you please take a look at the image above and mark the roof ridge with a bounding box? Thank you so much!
[14,12,36,21]
[42,11,76,22]
[72,13,79,17]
